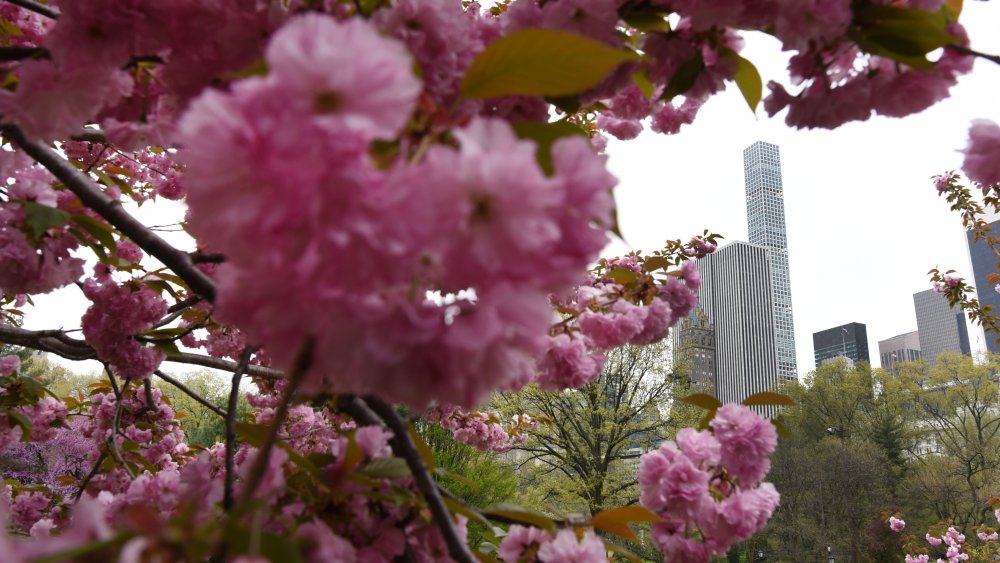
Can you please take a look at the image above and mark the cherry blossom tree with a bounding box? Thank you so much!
[0,0,995,560]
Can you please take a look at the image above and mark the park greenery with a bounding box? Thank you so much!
[0,0,999,560]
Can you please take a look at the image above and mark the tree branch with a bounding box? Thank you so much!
[0,46,47,62]
[0,324,282,379]
[1,123,217,302]
[2,0,59,19]
[365,397,477,563]
[153,370,226,418]
[224,347,254,512]
[236,340,312,508]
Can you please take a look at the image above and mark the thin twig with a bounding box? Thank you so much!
[947,44,1000,67]
[224,347,255,512]
[73,450,108,502]
[108,377,136,478]
[365,397,477,563]
[189,251,226,264]
[153,370,226,417]
[0,46,47,62]
[1,123,217,302]
[2,0,59,19]
[235,340,314,509]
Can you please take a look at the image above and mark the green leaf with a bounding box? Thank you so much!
[679,393,723,411]
[512,120,588,175]
[409,423,436,471]
[604,540,643,562]
[661,52,703,101]
[434,467,480,493]
[946,0,962,18]
[460,29,638,99]
[22,202,70,240]
[642,256,672,272]
[741,391,796,407]
[235,422,269,448]
[631,69,654,100]
[6,410,33,440]
[853,5,958,65]
[606,268,638,283]
[71,214,118,253]
[590,506,663,540]
[481,503,556,531]
[697,408,717,430]
[357,457,411,479]
[722,48,762,112]
[150,339,181,357]
[771,418,791,439]
[621,12,670,32]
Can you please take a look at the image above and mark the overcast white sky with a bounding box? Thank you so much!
[22,3,1000,380]
[604,1,1000,375]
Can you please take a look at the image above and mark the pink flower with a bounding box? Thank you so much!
[597,114,643,140]
[675,428,721,467]
[299,520,359,563]
[265,14,421,139]
[977,531,998,541]
[81,278,167,380]
[535,529,606,563]
[889,516,905,533]
[710,404,777,485]
[905,555,930,563]
[535,334,606,390]
[927,534,943,546]
[0,355,19,376]
[962,120,1000,187]
[499,525,552,562]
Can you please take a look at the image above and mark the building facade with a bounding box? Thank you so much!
[966,221,1000,355]
[878,330,921,371]
[672,307,716,393]
[913,289,971,367]
[691,241,779,411]
[744,141,797,382]
[812,322,870,367]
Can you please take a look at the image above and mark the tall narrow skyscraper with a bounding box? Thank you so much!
[966,220,1000,355]
[743,141,797,382]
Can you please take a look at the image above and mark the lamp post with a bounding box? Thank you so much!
[827,545,835,563]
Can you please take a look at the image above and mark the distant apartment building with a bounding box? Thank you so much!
[672,307,716,393]
[688,241,780,412]
[913,289,971,367]
[966,220,1000,355]
[878,331,922,370]
[812,322,870,367]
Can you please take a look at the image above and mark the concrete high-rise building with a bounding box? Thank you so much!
[744,141,797,382]
[966,220,1000,355]
[913,289,971,367]
[672,307,716,393]
[813,322,870,367]
[878,331,921,370]
[689,241,779,410]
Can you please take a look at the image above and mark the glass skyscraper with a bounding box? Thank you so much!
[966,220,1000,355]
[743,141,798,382]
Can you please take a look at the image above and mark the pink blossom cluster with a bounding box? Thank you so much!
[61,141,186,201]
[638,404,780,562]
[81,275,168,380]
[962,120,1000,187]
[0,397,68,453]
[0,355,18,376]
[933,273,963,295]
[499,526,607,562]
[0,153,85,296]
[0,0,282,142]
[428,406,536,452]
[892,516,1000,563]
[537,259,700,391]
[180,13,615,409]
[0,424,96,498]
